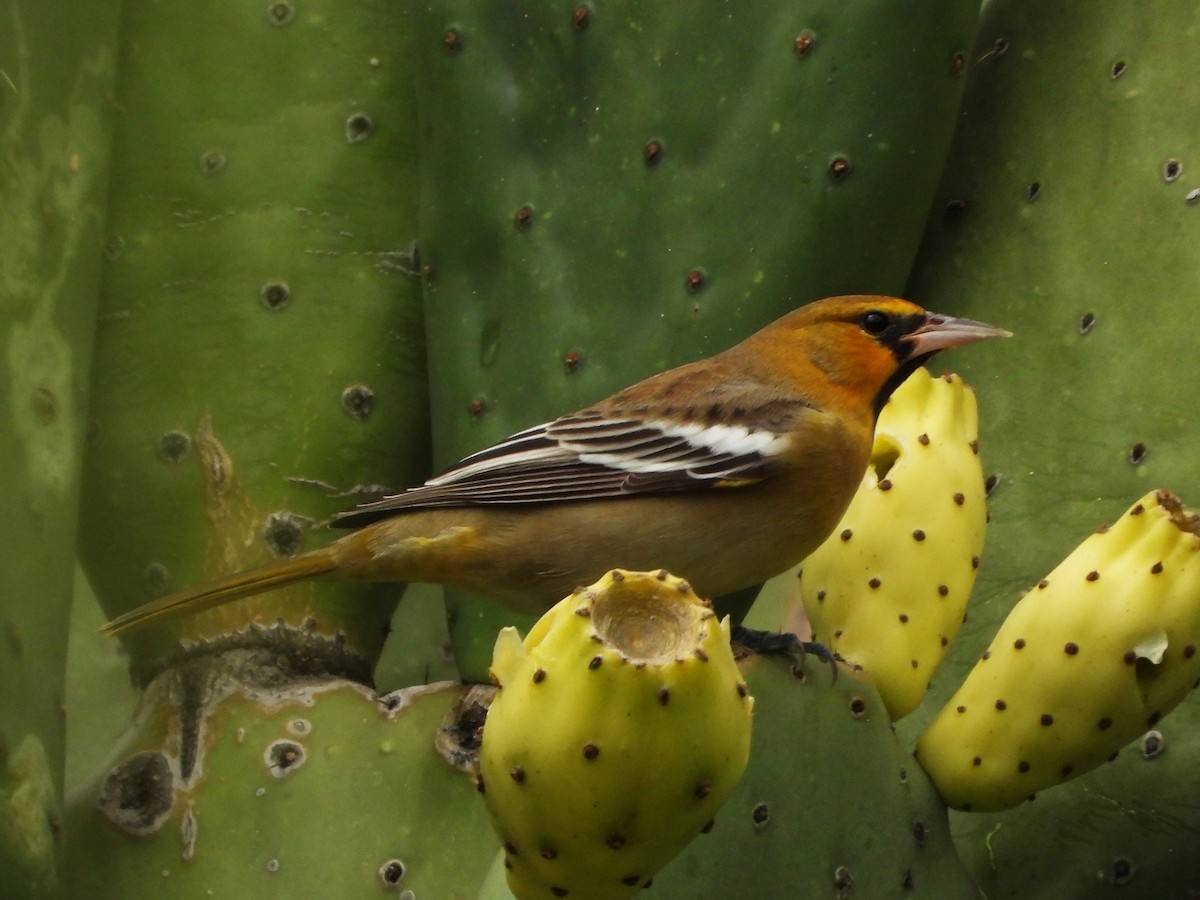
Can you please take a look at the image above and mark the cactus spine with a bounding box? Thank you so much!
[480,570,753,900]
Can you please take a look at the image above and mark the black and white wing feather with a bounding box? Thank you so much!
[330,406,802,528]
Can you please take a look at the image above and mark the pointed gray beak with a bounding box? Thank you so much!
[903,312,1012,357]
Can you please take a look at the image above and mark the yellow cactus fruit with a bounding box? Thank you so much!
[915,490,1200,812]
[479,569,754,900]
[798,368,986,719]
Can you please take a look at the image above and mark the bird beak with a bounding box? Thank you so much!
[903,312,1012,357]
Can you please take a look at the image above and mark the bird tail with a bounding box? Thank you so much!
[101,548,339,636]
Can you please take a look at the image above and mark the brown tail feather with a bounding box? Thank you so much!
[101,548,339,636]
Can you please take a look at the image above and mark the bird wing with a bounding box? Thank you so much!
[330,405,805,527]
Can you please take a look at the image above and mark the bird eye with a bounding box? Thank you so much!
[860,311,892,335]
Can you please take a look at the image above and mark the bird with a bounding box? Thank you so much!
[102,296,1009,636]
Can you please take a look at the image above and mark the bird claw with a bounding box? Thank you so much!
[730,625,842,684]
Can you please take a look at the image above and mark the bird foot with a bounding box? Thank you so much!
[730,625,843,684]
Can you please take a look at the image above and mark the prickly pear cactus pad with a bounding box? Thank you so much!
[916,490,1200,813]
[796,368,987,720]
[479,569,753,900]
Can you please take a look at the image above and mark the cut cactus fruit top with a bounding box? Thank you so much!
[479,569,753,900]
[916,489,1200,811]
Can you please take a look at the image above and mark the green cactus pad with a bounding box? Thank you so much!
[916,490,1200,812]
[479,569,753,900]
[797,368,987,719]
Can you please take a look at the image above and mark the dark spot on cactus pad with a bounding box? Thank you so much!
[840,528,853,541]
[869,578,882,589]
[1086,570,1101,582]
[621,875,641,886]
[551,888,567,898]
[144,562,170,596]
[793,31,815,57]
[340,384,375,420]
[898,768,908,783]
[994,699,1006,711]
[97,751,175,835]
[1147,711,1162,726]
[532,668,547,684]
[1151,561,1164,574]
[816,589,826,602]
[259,280,291,311]
[657,686,670,706]
[951,52,966,75]
[700,818,715,834]
[442,29,462,53]
[467,397,487,419]
[1141,730,1165,759]
[643,139,664,166]
[902,869,915,891]
[571,4,591,32]
[1061,764,1074,777]
[898,614,909,624]
[574,606,591,618]
[972,756,982,767]
[1109,59,1127,79]
[694,780,713,799]
[982,651,991,661]
[1065,643,1080,656]
[941,636,949,647]
[1078,312,1096,334]
[1098,717,1113,730]
[956,705,966,714]
[541,846,558,860]
[1128,442,1148,464]
[378,859,406,887]
[943,199,969,221]
[474,775,485,793]
[345,112,373,143]
[834,865,855,898]
[848,695,868,719]
[828,156,852,182]
[953,492,965,506]
[156,430,191,464]
[582,743,599,760]
[588,655,602,670]
[694,648,710,662]
[509,766,525,784]
[1013,638,1026,650]
[685,268,707,294]
[1108,858,1136,886]
[504,840,518,855]
[1108,750,1120,762]
[1037,579,1049,590]
[514,205,534,231]
[1040,713,1056,727]
[737,682,749,698]
[265,740,306,777]
[607,834,626,849]
[910,659,918,669]
[751,802,771,829]
[199,149,226,176]
[938,585,949,597]
[984,473,1001,496]
[1162,158,1183,183]
[912,821,929,843]
[1123,650,1139,665]
[878,478,893,491]
[978,36,1009,63]
[1026,182,1041,202]
[1185,644,1197,659]
[266,2,294,25]
[917,433,930,446]
[564,348,584,373]
[263,512,305,558]
[971,556,981,569]
[910,529,926,542]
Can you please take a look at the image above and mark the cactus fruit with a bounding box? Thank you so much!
[796,368,987,719]
[915,490,1200,812]
[479,569,753,900]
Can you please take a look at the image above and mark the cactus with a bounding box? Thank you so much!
[412,0,981,680]
[479,570,753,900]
[903,0,1200,893]
[0,1,120,894]
[795,368,987,720]
[63,677,498,898]
[652,653,981,898]
[916,490,1200,812]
